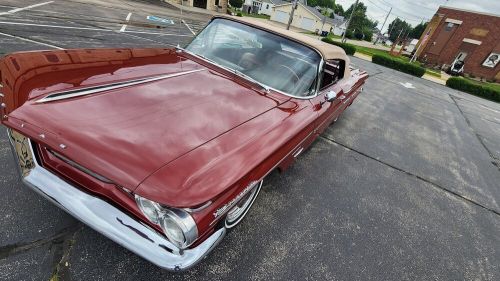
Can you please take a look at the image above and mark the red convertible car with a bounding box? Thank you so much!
[0,16,367,270]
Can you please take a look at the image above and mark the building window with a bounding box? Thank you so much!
[266,4,269,9]
[445,22,454,31]
[215,0,219,5]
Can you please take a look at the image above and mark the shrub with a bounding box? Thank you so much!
[354,29,364,40]
[345,29,353,39]
[236,12,242,17]
[446,77,500,102]
[362,28,373,42]
[372,54,425,77]
[321,37,356,55]
[229,0,243,8]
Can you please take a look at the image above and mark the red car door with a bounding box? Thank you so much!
[339,68,367,110]
[310,61,346,135]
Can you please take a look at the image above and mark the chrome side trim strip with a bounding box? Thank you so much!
[7,129,226,271]
[36,69,205,103]
[292,147,304,158]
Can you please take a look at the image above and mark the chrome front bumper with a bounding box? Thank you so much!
[7,129,226,271]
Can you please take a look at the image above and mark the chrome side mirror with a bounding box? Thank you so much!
[325,90,337,102]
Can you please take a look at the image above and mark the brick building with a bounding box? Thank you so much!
[415,6,500,82]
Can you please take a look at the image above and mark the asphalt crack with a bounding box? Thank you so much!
[450,95,500,170]
[0,223,81,260]
[50,228,80,281]
[367,70,383,78]
[319,135,500,217]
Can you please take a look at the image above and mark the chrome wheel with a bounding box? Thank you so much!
[225,180,262,228]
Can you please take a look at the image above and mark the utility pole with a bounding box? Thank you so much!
[373,7,391,45]
[396,27,404,43]
[286,0,298,30]
[387,16,397,40]
[342,0,359,43]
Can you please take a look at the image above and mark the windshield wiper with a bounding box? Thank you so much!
[177,46,271,94]
[232,69,271,93]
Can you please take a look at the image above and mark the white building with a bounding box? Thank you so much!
[242,0,286,16]
[404,39,420,53]
[270,2,346,34]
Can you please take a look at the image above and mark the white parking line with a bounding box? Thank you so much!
[122,30,192,37]
[119,12,132,32]
[0,31,63,49]
[0,1,54,15]
[0,21,193,36]
[181,19,196,35]
[0,21,111,31]
[480,104,500,114]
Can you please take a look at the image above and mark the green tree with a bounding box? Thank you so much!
[409,22,428,39]
[229,0,243,8]
[344,2,368,34]
[308,0,335,9]
[333,3,344,16]
[387,18,412,42]
[362,26,373,41]
[343,2,375,41]
[308,0,319,7]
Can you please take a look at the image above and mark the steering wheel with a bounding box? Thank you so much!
[238,52,259,69]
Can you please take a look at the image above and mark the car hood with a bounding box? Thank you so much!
[3,48,284,189]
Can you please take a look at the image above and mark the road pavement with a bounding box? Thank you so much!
[0,1,499,280]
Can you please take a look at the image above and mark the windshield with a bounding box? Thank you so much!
[185,18,322,97]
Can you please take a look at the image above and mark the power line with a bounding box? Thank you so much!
[375,0,433,20]
[364,0,432,25]
[373,6,391,45]
[379,0,437,12]
[365,0,390,13]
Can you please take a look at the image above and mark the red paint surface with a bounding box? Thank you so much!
[0,47,367,244]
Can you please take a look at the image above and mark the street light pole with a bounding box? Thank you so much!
[286,0,298,30]
[342,0,359,43]
[373,7,391,45]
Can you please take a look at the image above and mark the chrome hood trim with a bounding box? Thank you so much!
[36,68,205,103]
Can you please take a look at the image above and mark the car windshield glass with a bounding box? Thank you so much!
[185,18,322,97]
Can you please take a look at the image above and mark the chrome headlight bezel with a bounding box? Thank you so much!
[135,194,198,249]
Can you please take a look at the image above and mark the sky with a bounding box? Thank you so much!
[335,0,500,33]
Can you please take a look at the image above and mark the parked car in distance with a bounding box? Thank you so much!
[0,16,367,271]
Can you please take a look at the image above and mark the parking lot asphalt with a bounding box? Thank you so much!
[1,1,500,280]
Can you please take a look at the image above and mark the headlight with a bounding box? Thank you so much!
[135,195,162,224]
[135,195,198,249]
[159,208,198,248]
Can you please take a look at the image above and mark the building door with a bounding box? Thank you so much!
[193,0,207,9]
[450,51,467,73]
[274,11,288,23]
[300,17,315,31]
[450,41,478,73]
[454,52,467,62]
